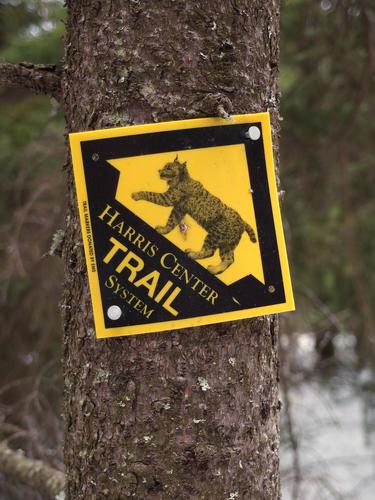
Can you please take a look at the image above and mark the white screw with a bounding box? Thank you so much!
[107,305,122,320]
[248,126,261,140]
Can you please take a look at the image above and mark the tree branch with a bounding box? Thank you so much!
[0,442,65,499]
[0,62,62,102]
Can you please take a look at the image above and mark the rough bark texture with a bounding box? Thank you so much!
[62,1,281,499]
[0,62,62,101]
[0,442,65,499]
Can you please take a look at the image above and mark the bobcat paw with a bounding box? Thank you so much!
[208,264,228,275]
[184,248,197,259]
[185,249,198,259]
[156,225,170,235]
[132,192,143,201]
[207,265,219,275]
[188,252,200,259]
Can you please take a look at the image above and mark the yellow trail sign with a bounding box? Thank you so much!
[69,113,294,338]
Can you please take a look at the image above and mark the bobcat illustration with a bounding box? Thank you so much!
[132,156,257,275]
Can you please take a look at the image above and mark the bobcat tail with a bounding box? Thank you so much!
[245,223,257,243]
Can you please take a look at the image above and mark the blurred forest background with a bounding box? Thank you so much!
[0,0,374,499]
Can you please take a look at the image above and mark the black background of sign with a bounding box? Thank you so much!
[80,123,285,328]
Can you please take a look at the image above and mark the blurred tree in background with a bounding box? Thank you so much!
[280,2,375,497]
[0,1,65,498]
[281,0,375,358]
[0,0,374,498]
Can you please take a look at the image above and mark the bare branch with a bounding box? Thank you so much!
[0,62,62,102]
[0,442,65,499]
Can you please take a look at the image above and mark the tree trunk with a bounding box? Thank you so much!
[62,1,281,499]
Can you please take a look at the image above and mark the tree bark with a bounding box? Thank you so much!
[62,1,281,499]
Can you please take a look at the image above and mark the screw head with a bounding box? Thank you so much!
[107,305,122,320]
[247,126,261,140]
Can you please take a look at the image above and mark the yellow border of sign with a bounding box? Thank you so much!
[69,113,294,338]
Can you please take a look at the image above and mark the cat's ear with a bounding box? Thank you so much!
[180,161,188,179]
[174,154,179,161]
